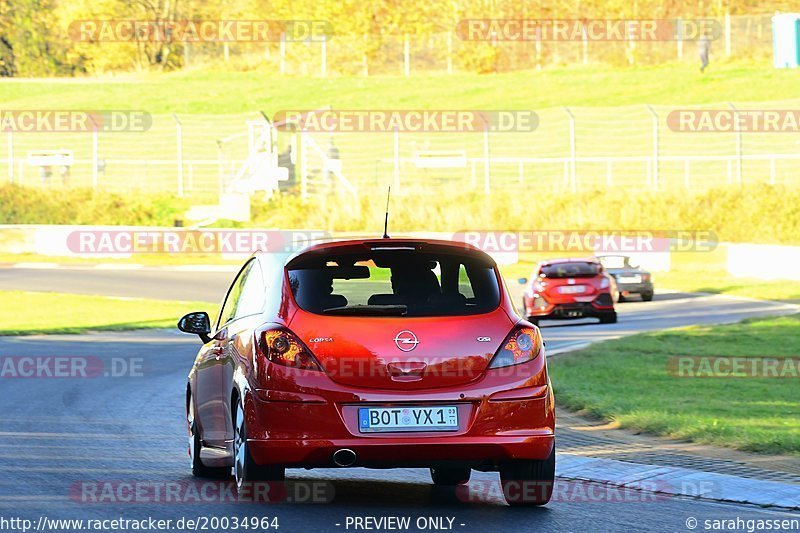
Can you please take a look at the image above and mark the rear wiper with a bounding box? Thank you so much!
[322,305,408,316]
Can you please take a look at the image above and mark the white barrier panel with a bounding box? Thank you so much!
[727,243,800,281]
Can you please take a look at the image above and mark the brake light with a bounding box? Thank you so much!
[488,327,542,368]
[259,329,322,371]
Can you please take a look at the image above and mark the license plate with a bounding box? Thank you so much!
[358,406,459,433]
[618,275,641,283]
[559,285,586,294]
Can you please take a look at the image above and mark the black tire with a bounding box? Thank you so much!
[598,311,617,324]
[234,401,285,495]
[430,466,471,486]
[500,448,556,506]
[188,398,231,479]
[641,291,654,302]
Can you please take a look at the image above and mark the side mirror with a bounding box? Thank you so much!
[178,312,212,343]
[517,277,528,285]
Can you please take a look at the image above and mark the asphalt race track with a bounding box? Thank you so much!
[0,266,798,532]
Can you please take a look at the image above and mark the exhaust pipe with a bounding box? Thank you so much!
[332,448,357,467]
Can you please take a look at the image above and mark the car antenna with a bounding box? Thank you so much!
[382,186,391,239]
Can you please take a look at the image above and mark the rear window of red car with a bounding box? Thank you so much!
[540,262,600,278]
[287,249,500,317]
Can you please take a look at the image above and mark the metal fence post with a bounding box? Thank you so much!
[6,129,12,183]
[447,32,453,74]
[299,130,307,199]
[173,114,184,196]
[728,102,742,184]
[88,114,99,189]
[321,34,327,77]
[362,34,369,77]
[725,12,731,57]
[393,127,400,191]
[646,105,659,190]
[483,127,490,194]
[403,34,410,77]
[581,24,588,65]
[564,107,577,193]
[280,33,286,75]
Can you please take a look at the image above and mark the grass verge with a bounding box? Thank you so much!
[0,290,212,335]
[548,313,800,455]
[2,64,799,112]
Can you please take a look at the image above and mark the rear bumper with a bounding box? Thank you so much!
[248,434,554,468]
[617,282,654,294]
[243,360,555,468]
[526,294,615,319]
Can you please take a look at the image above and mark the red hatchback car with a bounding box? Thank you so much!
[179,238,555,506]
[520,258,617,325]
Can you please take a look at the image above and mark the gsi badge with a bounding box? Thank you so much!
[477,337,491,342]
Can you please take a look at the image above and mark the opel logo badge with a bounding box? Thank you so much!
[394,330,419,352]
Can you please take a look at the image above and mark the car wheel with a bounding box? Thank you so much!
[500,448,555,506]
[617,292,626,302]
[642,291,654,302]
[234,401,285,494]
[430,466,471,486]
[188,398,231,479]
[598,311,617,324]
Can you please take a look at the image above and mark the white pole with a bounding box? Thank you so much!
[646,105,659,190]
[280,33,286,75]
[728,102,742,184]
[393,128,400,191]
[725,12,731,57]
[173,114,183,197]
[582,24,588,65]
[6,130,12,183]
[677,18,683,61]
[403,34,410,77]
[321,34,327,77]
[362,34,368,77]
[483,128,490,194]
[92,129,98,188]
[447,32,453,74]
[564,107,576,193]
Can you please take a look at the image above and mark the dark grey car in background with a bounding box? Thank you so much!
[597,255,654,301]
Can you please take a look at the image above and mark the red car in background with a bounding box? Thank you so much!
[178,238,555,506]
[519,258,617,325]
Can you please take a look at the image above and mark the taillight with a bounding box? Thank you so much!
[488,327,542,368]
[259,329,322,371]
